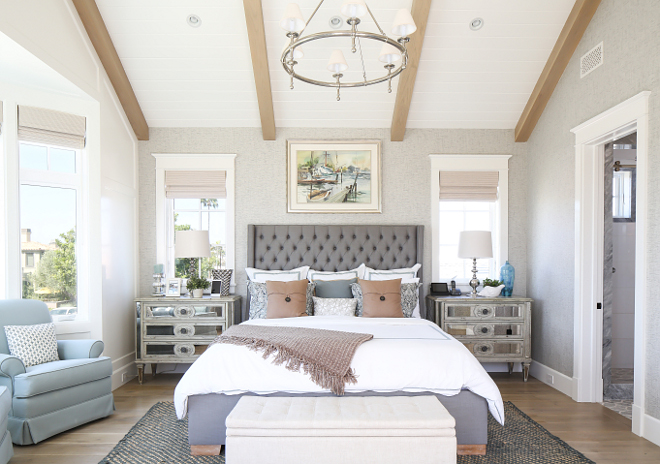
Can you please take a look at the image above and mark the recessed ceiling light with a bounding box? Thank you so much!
[469,17,484,31]
[187,14,202,28]
[329,15,343,29]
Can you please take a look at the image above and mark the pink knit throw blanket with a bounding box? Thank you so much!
[211,325,373,395]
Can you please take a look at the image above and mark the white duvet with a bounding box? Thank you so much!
[174,316,505,424]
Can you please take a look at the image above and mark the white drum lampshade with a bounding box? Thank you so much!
[458,231,493,259]
[175,230,211,259]
[458,231,493,297]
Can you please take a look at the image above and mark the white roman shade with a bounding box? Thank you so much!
[18,105,86,149]
[439,171,499,201]
[0,101,3,134]
[165,170,227,199]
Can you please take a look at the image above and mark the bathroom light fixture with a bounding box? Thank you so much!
[280,1,417,101]
[187,14,202,28]
[469,17,484,31]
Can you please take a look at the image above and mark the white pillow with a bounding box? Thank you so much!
[246,265,310,283]
[312,297,357,317]
[4,322,60,367]
[363,263,421,281]
[308,264,365,282]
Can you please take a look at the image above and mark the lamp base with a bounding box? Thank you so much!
[469,258,480,297]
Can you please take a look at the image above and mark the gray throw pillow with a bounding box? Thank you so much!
[314,278,357,299]
[4,322,60,367]
[351,282,421,318]
[248,280,316,319]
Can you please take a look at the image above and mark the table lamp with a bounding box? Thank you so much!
[458,230,493,297]
[175,230,211,278]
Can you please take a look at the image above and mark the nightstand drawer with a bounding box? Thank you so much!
[143,321,225,340]
[460,340,524,357]
[142,341,211,359]
[144,303,227,319]
[446,303,524,319]
[445,322,523,338]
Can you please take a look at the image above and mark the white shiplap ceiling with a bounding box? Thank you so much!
[95,0,575,130]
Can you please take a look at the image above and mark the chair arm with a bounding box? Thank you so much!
[57,340,105,359]
[0,353,26,378]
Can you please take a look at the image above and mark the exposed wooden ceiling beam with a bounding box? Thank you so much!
[243,0,276,141]
[515,0,601,142]
[390,0,432,142]
[71,0,149,141]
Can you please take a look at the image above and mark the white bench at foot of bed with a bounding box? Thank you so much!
[225,395,457,464]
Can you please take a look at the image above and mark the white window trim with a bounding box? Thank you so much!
[430,154,511,282]
[153,153,236,290]
[0,84,102,338]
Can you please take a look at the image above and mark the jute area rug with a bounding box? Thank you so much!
[99,401,594,464]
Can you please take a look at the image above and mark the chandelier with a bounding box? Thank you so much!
[280,0,417,101]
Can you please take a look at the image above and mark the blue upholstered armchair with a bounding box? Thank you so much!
[0,299,114,445]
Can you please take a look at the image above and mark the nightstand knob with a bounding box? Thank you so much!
[481,346,488,352]
[481,327,488,334]
[285,296,291,302]
[482,309,488,315]
[380,296,386,301]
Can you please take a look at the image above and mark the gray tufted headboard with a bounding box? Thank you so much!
[246,224,426,321]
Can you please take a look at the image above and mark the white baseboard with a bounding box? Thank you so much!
[639,408,660,447]
[111,352,137,390]
[529,361,574,397]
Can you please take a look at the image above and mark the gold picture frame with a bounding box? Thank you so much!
[287,140,382,213]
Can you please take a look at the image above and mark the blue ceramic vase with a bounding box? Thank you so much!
[500,261,515,297]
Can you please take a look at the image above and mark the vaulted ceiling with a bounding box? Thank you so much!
[93,0,581,137]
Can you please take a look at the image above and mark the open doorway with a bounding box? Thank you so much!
[602,133,636,419]
[571,91,649,438]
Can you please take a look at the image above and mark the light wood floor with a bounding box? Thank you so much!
[9,372,660,463]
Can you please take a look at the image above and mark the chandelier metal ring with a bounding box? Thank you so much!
[281,31,408,88]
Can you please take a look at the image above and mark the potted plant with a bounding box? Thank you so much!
[186,275,210,298]
[479,278,505,297]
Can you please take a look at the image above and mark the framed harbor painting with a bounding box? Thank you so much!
[287,140,381,213]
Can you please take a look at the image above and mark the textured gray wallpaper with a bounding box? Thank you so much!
[138,127,527,312]
[526,0,660,418]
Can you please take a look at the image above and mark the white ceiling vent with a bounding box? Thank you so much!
[580,42,603,78]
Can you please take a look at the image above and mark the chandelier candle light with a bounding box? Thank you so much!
[280,0,417,100]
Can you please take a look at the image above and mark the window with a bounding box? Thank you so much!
[430,155,511,284]
[20,142,81,318]
[154,154,236,288]
[438,201,497,281]
[16,105,86,321]
[613,169,635,220]
[169,198,227,277]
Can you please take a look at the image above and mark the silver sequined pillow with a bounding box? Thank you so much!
[4,322,59,367]
[312,297,357,317]
[248,281,316,319]
[351,282,421,318]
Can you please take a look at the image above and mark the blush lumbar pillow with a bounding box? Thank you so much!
[4,322,60,367]
[266,279,309,318]
[312,297,357,317]
[357,278,403,318]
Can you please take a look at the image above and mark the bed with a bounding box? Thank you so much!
[176,225,504,456]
